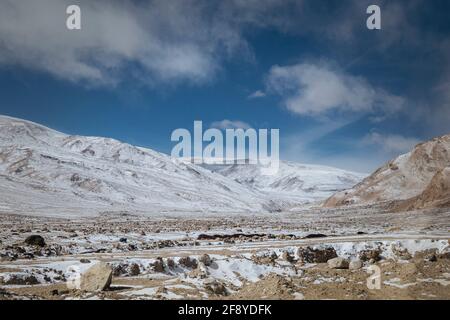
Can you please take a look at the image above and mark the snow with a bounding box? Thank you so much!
[214,161,366,206]
[0,115,365,217]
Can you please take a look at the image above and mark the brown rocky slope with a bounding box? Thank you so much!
[324,134,450,211]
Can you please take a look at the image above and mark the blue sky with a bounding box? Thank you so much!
[0,0,449,172]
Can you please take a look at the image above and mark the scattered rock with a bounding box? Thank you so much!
[297,246,337,263]
[3,274,39,285]
[349,260,363,270]
[119,237,127,243]
[327,257,349,269]
[392,245,412,260]
[24,235,46,247]
[80,259,91,264]
[80,262,112,292]
[178,256,198,269]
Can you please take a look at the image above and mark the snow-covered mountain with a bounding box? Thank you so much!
[214,162,366,206]
[324,134,450,210]
[0,115,271,217]
[0,115,365,217]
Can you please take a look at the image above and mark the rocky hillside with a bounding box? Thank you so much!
[324,134,450,211]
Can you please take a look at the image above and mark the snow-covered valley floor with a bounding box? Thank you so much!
[0,206,449,300]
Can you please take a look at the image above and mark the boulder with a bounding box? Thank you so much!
[151,258,165,273]
[24,235,46,247]
[199,254,213,266]
[349,260,363,270]
[80,262,112,292]
[327,257,349,269]
[129,263,140,276]
[205,279,228,296]
[166,258,176,269]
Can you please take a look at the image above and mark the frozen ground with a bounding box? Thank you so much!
[0,206,449,300]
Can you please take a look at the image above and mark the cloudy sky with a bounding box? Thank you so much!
[0,0,449,172]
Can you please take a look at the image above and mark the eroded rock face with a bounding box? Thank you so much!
[297,247,337,263]
[80,262,112,292]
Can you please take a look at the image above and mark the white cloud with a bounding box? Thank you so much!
[362,132,420,154]
[210,119,251,130]
[0,0,252,86]
[265,62,404,117]
[247,90,266,99]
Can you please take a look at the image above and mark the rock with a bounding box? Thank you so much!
[189,263,209,278]
[129,263,140,276]
[302,234,327,239]
[80,262,112,292]
[119,237,127,243]
[438,252,450,260]
[112,263,128,276]
[401,262,417,275]
[426,254,437,262]
[80,258,91,264]
[3,274,39,285]
[24,235,46,247]
[359,249,382,262]
[151,258,165,273]
[199,254,212,266]
[327,257,349,269]
[166,258,176,269]
[178,256,198,269]
[205,280,228,296]
[297,246,337,263]
[392,245,412,260]
[282,251,295,263]
[349,260,363,270]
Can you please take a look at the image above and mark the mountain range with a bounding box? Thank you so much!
[0,115,364,217]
